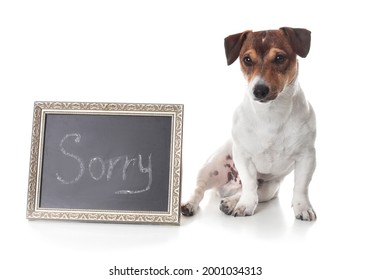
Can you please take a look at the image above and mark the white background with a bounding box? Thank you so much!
[1,0,370,279]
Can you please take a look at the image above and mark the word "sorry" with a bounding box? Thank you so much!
[55,133,152,194]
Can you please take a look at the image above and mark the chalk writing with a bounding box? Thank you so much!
[89,157,105,181]
[115,154,152,195]
[56,133,152,194]
[56,133,85,184]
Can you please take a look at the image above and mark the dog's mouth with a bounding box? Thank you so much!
[256,98,269,103]
[254,95,277,103]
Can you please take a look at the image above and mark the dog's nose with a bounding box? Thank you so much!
[253,84,270,100]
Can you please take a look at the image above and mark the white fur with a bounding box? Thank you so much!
[182,74,317,221]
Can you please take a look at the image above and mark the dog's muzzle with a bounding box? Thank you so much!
[253,84,270,102]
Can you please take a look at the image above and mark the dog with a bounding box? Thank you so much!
[181,27,316,221]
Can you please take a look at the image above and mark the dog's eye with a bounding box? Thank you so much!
[243,56,253,66]
[274,55,286,64]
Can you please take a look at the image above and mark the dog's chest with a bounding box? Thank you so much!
[252,128,294,172]
[233,109,298,174]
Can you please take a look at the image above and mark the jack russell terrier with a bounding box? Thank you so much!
[182,27,316,221]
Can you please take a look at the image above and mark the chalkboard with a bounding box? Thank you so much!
[27,102,183,225]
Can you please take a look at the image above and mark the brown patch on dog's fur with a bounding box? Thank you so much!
[224,157,241,184]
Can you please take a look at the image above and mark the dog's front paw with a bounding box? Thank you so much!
[220,196,239,215]
[181,202,198,217]
[232,198,258,217]
[292,202,317,221]
[221,193,258,217]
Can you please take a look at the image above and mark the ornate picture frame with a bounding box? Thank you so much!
[26,102,183,225]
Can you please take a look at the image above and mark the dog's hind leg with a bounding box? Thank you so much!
[181,166,217,216]
[181,141,233,216]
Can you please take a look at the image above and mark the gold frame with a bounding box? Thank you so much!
[26,101,183,225]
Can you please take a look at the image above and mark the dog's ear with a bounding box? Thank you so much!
[280,27,311,58]
[224,31,250,65]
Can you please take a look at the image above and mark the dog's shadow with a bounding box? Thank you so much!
[181,192,315,239]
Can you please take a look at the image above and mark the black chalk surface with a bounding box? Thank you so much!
[39,113,172,212]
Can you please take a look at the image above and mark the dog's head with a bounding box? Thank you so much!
[225,27,311,103]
